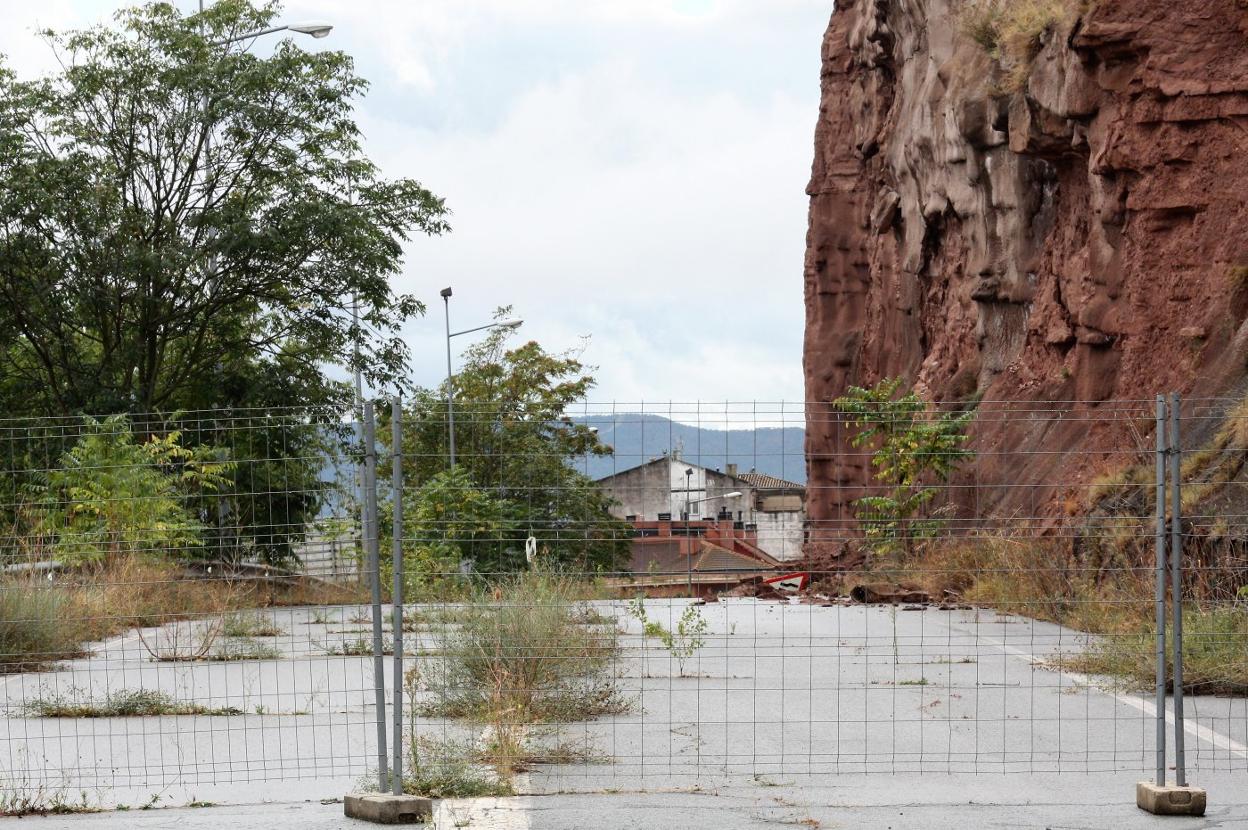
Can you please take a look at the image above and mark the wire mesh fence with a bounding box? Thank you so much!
[0,396,1245,808]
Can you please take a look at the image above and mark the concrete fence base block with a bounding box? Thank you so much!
[1136,781,1207,816]
[344,792,434,824]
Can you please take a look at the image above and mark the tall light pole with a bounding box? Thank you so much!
[679,489,743,597]
[196,1,333,556]
[440,286,522,468]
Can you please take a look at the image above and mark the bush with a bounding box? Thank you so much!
[1064,606,1248,696]
[30,415,231,565]
[0,581,85,670]
[833,378,971,559]
[416,570,627,723]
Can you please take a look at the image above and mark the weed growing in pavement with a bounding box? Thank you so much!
[207,637,280,662]
[223,612,285,638]
[414,571,628,723]
[398,736,513,798]
[22,688,242,718]
[627,597,708,677]
[317,636,397,657]
[0,782,98,817]
[400,571,628,795]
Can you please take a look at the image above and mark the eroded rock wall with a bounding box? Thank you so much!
[803,0,1248,561]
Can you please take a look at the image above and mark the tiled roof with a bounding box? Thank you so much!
[694,545,775,572]
[736,471,804,491]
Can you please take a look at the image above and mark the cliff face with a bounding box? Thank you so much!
[803,0,1248,560]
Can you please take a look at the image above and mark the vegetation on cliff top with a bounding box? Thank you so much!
[959,0,1089,89]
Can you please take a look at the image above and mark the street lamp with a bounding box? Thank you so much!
[209,20,333,46]
[195,2,336,556]
[195,1,338,394]
[678,488,743,597]
[440,286,523,468]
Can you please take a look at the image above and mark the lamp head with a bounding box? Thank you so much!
[497,318,523,329]
[288,21,333,38]
[440,287,453,299]
[724,491,743,498]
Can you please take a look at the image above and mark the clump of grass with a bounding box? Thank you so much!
[207,637,280,662]
[22,688,243,718]
[414,570,629,723]
[0,781,98,817]
[958,0,1087,89]
[0,581,88,671]
[400,736,513,798]
[319,636,396,656]
[223,612,285,638]
[1062,605,1248,695]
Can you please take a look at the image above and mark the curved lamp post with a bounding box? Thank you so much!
[440,287,523,468]
[681,490,743,596]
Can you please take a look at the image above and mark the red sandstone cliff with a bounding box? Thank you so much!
[803,1,1248,561]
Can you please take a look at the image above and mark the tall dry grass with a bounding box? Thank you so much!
[958,0,1088,89]
[0,555,367,671]
[899,537,1248,694]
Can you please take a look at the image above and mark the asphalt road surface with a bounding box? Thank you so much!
[5,598,1246,827]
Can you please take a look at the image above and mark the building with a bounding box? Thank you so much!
[734,470,807,563]
[595,456,807,561]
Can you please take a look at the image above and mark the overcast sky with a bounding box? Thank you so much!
[0,0,831,407]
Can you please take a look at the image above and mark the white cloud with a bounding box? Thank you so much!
[360,57,813,403]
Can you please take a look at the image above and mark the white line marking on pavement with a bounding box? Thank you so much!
[981,633,1248,760]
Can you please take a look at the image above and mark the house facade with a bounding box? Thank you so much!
[595,457,807,561]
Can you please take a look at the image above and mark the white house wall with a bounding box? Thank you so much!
[599,458,805,561]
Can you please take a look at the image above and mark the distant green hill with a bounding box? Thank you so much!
[573,413,806,485]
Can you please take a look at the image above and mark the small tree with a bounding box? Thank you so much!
[833,378,972,559]
[407,467,507,584]
[626,596,708,677]
[400,312,630,576]
[32,415,233,565]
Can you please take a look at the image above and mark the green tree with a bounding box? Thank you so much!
[403,467,507,588]
[0,0,449,417]
[31,415,233,565]
[0,1,444,565]
[400,314,630,576]
[833,378,972,558]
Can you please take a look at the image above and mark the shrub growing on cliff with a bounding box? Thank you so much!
[959,0,1085,90]
[833,378,972,559]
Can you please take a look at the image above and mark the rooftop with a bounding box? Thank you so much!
[736,470,804,491]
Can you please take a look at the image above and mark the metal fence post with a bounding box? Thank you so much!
[390,398,404,794]
[1154,394,1167,785]
[363,401,390,791]
[1168,392,1186,786]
